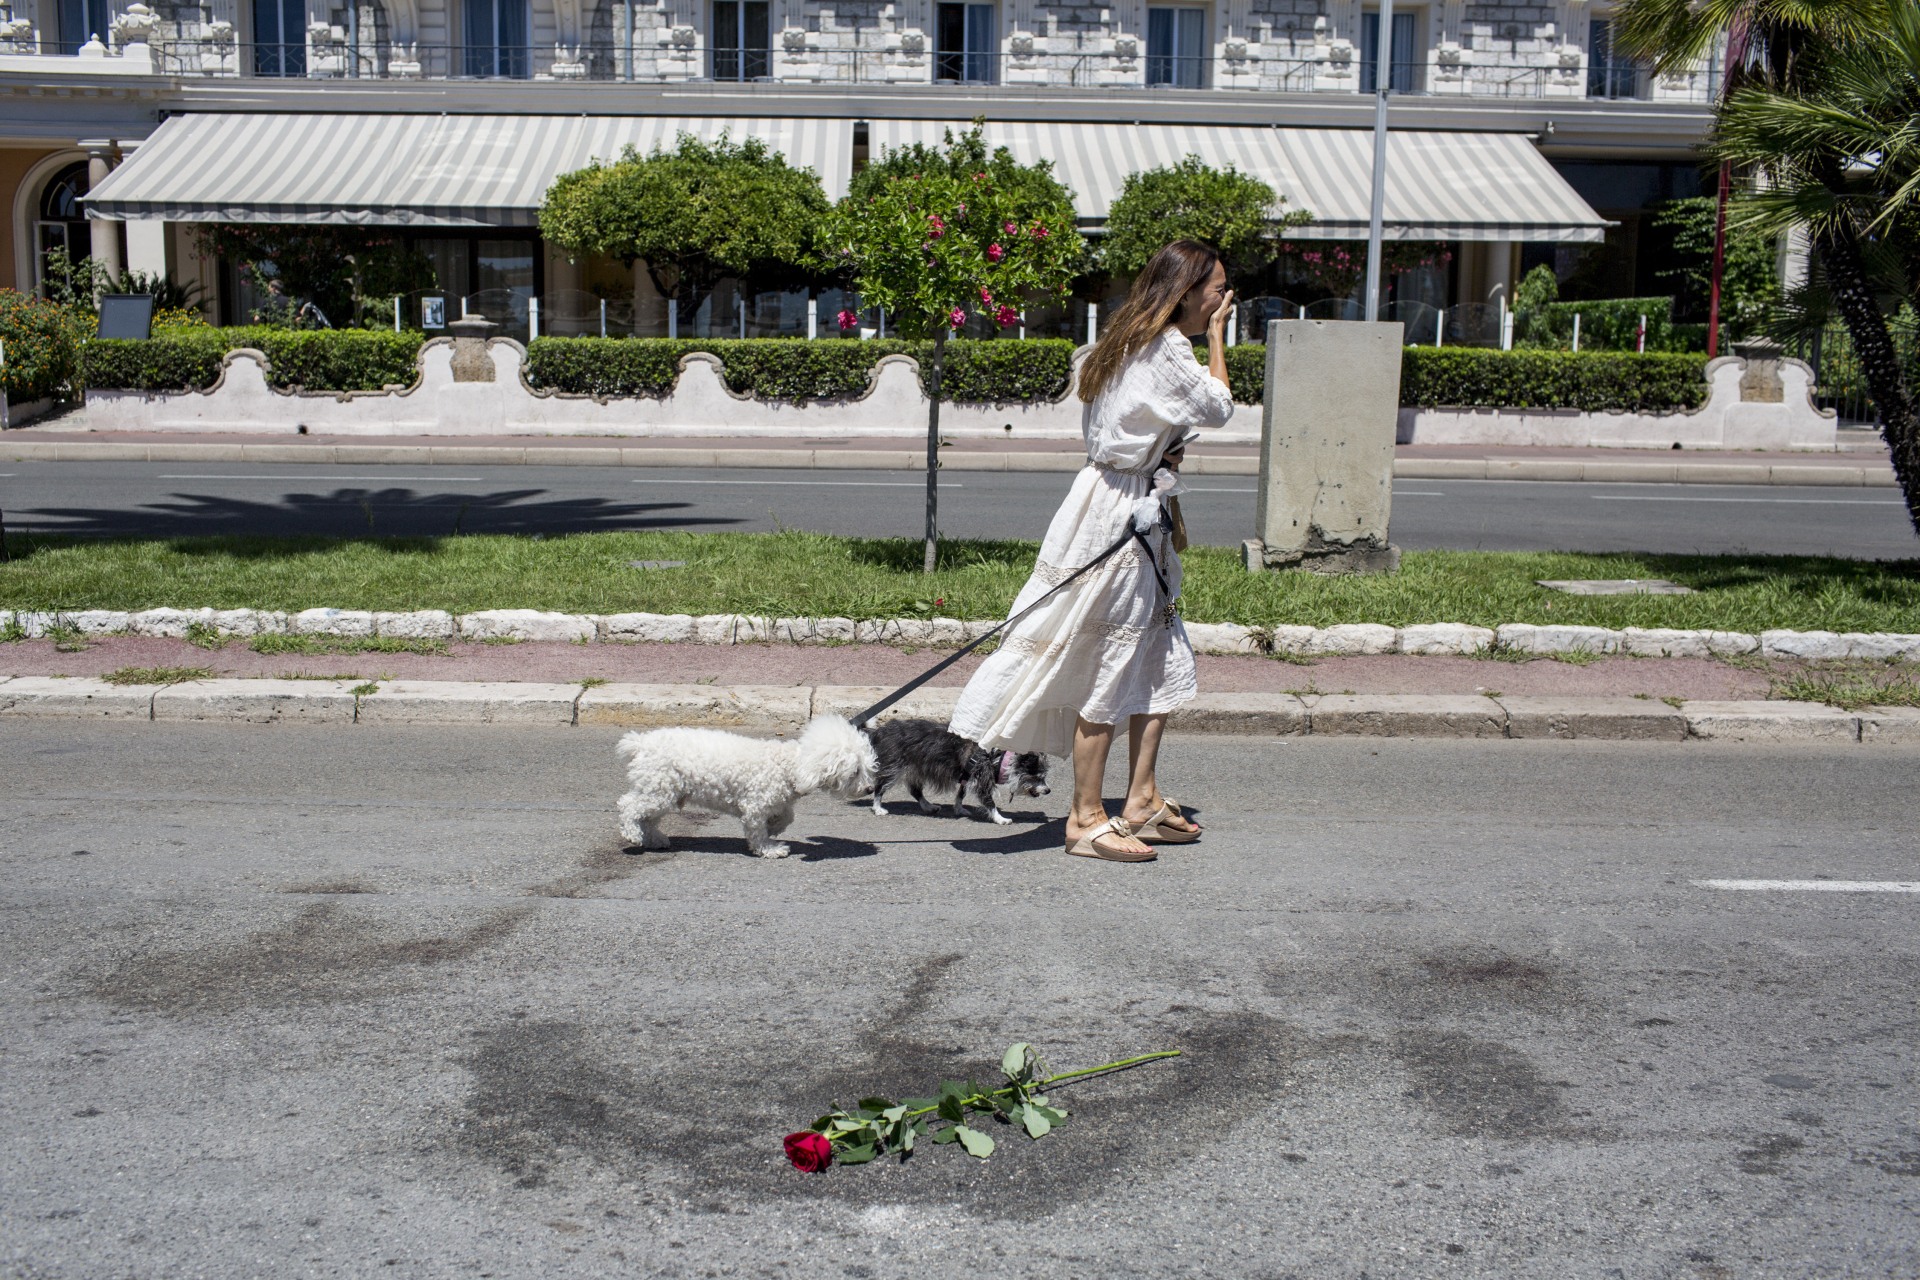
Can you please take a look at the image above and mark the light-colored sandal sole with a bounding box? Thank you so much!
[1135,824,1201,845]
[1064,839,1158,862]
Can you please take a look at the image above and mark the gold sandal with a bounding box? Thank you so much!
[1135,798,1202,844]
[1065,816,1157,862]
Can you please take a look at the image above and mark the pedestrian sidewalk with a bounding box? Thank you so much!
[4,635,1916,744]
[3,415,1896,486]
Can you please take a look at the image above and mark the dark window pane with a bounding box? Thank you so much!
[936,2,966,80]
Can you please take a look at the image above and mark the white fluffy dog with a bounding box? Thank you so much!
[615,715,878,858]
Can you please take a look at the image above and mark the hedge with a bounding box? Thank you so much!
[78,330,1712,414]
[80,327,425,393]
[0,290,86,403]
[525,337,1077,403]
[1201,344,1709,413]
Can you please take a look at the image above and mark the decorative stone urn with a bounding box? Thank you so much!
[448,316,498,383]
[111,1,155,46]
[1732,337,1786,403]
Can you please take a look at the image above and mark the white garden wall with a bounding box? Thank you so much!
[85,339,1836,449]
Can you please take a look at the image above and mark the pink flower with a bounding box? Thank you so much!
[994,304,1019,328]
[987,243,1004,263]
[837,309,859,331]
[1030,224,1050,239]
[1005,222,1018,235]
[957,203,967,218]
[948,307,966,329]
[980,286,994,303]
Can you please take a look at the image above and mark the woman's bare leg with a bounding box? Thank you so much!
[1124,713,1200,832]
[1067,715,1153,854]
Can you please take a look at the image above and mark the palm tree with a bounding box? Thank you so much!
[1615,0,1920,535]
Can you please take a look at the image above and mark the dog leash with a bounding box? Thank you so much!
[851,517,1176,730]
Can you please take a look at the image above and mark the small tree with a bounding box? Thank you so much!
[540,133,829,332]
[1103,155,1312,290]
[821,131,1084,571]
[1650,195,1781,336]
[192,225,430,328]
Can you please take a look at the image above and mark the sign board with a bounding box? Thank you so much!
[97,294,156,341]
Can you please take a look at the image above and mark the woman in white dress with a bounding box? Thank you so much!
[949,240,1235,862]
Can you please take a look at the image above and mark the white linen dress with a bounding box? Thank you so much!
[949,327,1234,757]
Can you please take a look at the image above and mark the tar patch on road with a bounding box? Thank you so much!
[526,840,680,899]
[85,901,533,1015]
[1393,1032,1570,1139]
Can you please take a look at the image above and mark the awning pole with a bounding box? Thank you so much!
[1362,0,1394,324]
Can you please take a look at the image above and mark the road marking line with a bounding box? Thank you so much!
[1692,879,1920,892]
[1594,496,1903,505]
[631,479,960,488]
[159,475,486,481]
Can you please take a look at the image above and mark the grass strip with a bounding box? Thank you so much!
[1768,661,1920,710]
[101,665,213,686]
[0,532,1915,635]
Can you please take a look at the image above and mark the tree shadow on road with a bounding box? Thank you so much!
[15,485,742,541]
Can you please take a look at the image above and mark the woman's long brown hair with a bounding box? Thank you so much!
[1076,240,1221,404]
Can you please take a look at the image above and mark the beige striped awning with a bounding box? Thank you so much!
[83,112,855,226]
[865,120,1609,243]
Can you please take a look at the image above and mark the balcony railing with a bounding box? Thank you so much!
[14,38,1720,102]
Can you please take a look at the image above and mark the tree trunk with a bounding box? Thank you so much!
[924,328,946,574]
[1814,224,1920,536]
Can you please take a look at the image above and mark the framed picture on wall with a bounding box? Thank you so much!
[421,296,446,329]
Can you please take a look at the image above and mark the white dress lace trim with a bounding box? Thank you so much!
[948,327,1234,757]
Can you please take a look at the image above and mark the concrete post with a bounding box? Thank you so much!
[447,315,498,382]
[1244,319,1404,575]
[83,143,122,290]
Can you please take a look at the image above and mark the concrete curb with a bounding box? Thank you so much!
[0,437,1897,485]
[13,608,1917,662]
[1,676,1912,742]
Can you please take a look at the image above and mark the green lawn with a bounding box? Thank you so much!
[0,531,1916,634]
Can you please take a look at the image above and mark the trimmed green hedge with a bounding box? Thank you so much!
[80,327,424,393]
[525,337,1077,403]
[1400,348,1710,412]
[1202,344,1708,413]
[1514,296,1696,354]
[79,330,1711,414]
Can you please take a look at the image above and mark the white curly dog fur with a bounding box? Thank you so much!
[615,716,877,858]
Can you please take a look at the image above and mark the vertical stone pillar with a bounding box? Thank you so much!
[83,142,123,287]
[1245,320,1404,574]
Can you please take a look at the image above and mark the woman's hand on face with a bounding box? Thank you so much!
[1207,289,1236,338]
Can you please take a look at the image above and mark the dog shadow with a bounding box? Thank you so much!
[950,816,1067,855]
[635,834,879,861]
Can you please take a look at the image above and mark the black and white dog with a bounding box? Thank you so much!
[865,718,1052,825]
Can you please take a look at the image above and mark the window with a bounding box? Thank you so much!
[1146,8,1206,88]
[252,0,306,76]
[464,0,529,77]
[935,3,997,84]
[1359,10,1415,92]
[35,161,89,298]
[54,0,109,53]
[711,1,770,79]
[1587,19,1639,99]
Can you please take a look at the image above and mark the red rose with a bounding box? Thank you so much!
[784,1131,833,1172]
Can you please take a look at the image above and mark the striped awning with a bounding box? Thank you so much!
[865,120,1609,243]
[83,113,854,226]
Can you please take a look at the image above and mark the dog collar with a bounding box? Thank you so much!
[997,750,1014,785]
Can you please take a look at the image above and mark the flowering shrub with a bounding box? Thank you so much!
[0,289,86,403]
[1283,241,1453,299]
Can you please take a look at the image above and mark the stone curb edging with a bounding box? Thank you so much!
[2,677,1915,743]
[0,438,1898,486]
[10,608,1919,663]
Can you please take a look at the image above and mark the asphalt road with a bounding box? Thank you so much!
[3,461,1916,557]
[4,722,1917,1279]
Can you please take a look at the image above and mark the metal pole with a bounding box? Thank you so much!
[622,0,633,81]
[1637,313,1646,354]
[1086,301,1097,344]
[393,296,401,332]
[1362,0,1394,323]
[1571,312,1580,353]
[529,296,540,341]
[600,298,607,338]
